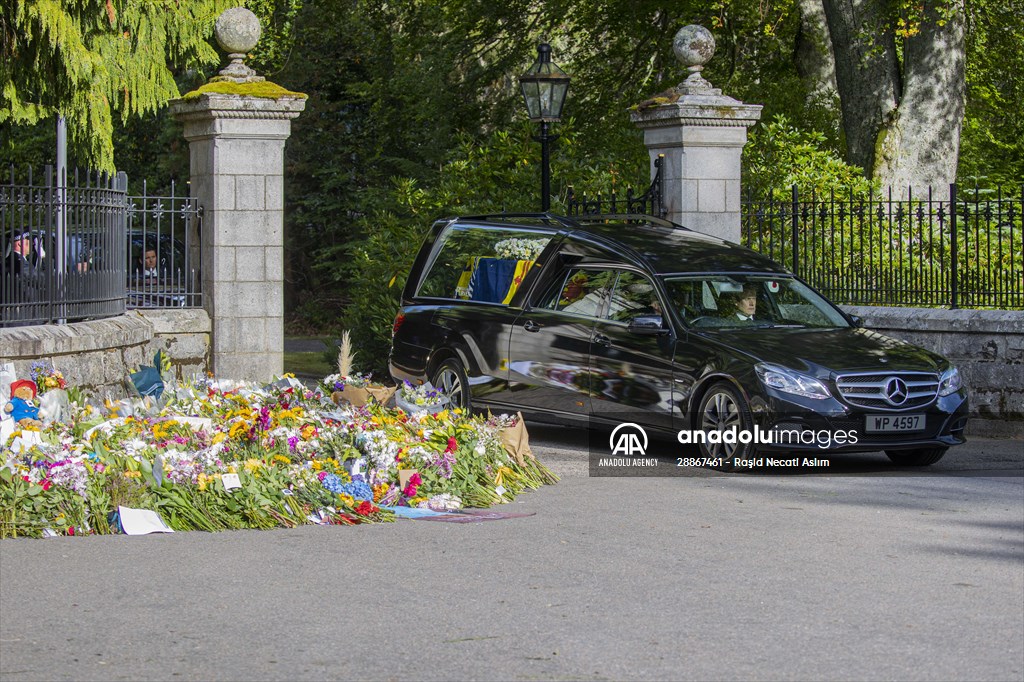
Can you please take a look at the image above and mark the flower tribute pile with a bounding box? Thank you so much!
[0,377,557,538]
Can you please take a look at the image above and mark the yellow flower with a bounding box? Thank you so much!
[244,458,262,473]
[228,420,250,439]
[337,493,355,507]
[123,470,141,479]
[212,432,227,445]
[272,454,291,466]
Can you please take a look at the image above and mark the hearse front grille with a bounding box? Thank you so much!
[835,371,939,411]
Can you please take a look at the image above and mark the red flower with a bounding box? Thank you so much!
[355,500,378,516]
[409,473,422,486]
[41,479,52,491]
[67,527,75,536]
[445,437,458,454]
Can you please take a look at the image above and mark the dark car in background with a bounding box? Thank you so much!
[389,214,968,466]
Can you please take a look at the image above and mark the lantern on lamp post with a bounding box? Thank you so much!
[518,42,570,212]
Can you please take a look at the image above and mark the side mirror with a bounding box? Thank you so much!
[848,314,863,328]
[627,315,668,335]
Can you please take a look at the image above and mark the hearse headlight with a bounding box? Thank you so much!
[755,363,831,400]
[938,366,962,396]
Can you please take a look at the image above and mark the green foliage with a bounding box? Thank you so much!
[743,116,874,200]
[959,0,1024,186]
[244,0,304,77]
[1,0,302,172]
[339,122,646,376]
[1,0,233,170]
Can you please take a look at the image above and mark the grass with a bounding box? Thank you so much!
[283,348,334,380]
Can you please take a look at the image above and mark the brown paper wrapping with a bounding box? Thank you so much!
[331,385,396,407]
[499,411,535,466]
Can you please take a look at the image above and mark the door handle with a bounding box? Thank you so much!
[593,333,611,347]
[523,319,541,332]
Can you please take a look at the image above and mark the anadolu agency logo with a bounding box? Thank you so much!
[598,423,660,468]
[609,422,648,455]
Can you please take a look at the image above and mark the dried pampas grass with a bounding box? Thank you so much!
[337,330,353,377]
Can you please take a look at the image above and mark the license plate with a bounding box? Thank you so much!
[865,414,925,433]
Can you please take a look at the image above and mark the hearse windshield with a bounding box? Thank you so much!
[663,275,851,329]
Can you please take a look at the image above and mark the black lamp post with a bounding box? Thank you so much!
[519,42,570,212]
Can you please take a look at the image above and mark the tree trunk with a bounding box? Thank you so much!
[823,0,966,193]
[794,0,838,101]
[873,0,966,191]
[821,0,901,175]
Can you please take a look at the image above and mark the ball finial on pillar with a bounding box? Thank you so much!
[672,25,719,95]
[213,7,265,83]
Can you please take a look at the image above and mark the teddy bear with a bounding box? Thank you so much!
[4,379,43,429]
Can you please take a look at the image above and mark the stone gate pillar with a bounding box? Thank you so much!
[171,8,305,381]
[630,26,761,243]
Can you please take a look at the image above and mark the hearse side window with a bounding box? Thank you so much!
[534,267,619,319]
[416,225,551,303]
[605,271,661,323]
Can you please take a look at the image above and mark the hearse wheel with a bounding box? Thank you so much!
[696,381,755,469]
[885,447,948,466]
[431,358,471,411]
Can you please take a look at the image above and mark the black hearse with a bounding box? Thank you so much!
[389,214,968,466]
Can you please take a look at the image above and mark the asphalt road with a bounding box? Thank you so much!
[1,427,1022,681]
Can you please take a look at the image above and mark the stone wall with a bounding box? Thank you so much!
[842,306,1024,437]
[0,310,210,399]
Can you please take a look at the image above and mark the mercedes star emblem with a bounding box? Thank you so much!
[884,377,909,405]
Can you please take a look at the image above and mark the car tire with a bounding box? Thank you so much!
[885,447,947,466]
[696,381,755,468]
[431,357,471,411]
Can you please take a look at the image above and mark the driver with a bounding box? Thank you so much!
[720,284,759,323]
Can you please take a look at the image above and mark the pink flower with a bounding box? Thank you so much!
[445,437,457,454]
[317,471,328,481]
[41,479,52,491]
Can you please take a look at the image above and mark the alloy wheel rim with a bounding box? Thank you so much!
[436,368,464,407]
[700,391,741,458]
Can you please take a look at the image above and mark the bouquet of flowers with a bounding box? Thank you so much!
[494,237,549,261]
[29,362,66,394]
[395,381,449,414]
[325,332,396,407]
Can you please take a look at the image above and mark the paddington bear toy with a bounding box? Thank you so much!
[4,379,43,428]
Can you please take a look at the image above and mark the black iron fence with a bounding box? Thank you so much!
[567,155,666,218]
[2,166,128,326]
[742,185,1023,309]
[127,180,202,309]
[2,166,202,328]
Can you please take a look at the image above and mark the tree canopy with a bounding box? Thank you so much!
[0,0,301,171]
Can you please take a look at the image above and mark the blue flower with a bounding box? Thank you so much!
[320,474,373,500]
